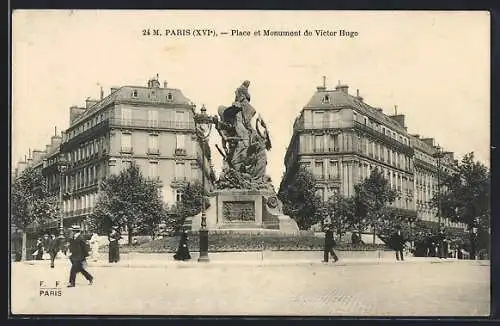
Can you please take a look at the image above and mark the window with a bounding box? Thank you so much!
[353,112,358,122]
[174,188,183,202]
[328,187,339,199]
[121,133,132,153]
[364,117,368,125]
[148,110,159,127]
[148,134,159,154]
[148,161,159,179]
[122,108,132,125]
[322,95,330,104]
[300,162,311,171]
[167,92,173,101]
[175,162,186,181]
[132,90,138,97]
[312,111,324,128]
[328,160,339,179]
[175,111,185,128]
[315,161,324,179]
[329,134,339,152]
[314,135,324,152]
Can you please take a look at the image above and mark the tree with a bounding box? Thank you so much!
[88,162,166,245]
[431,152,490,259]
[278,166,323,230]
[11,167,58,260]
[325,194,355,241]
[353,168,399,244]
[170,181,210,232]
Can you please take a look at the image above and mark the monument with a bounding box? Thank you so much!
[189,80,299,234]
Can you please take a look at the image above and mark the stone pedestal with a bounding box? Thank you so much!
[217,190,264,229]
[188,189,299,234]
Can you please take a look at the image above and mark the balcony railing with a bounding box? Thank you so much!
[109,118,195,130]
[174,148,187,156]
[147,148,160,155]
[120,146,133,154]
[354,121,413,155]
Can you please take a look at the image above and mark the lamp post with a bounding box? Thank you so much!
[57,153,68,239]
[193,104,213,263]
[471,216,479,260]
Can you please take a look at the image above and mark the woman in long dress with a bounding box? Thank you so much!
[173,230,191,261]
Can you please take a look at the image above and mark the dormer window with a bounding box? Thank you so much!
[322,95,330,104]
[132,90,138,97]
[167,92,173,101]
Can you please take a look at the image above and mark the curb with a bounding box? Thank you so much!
[19,258,470,269]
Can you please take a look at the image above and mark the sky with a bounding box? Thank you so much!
[12,10,490,190]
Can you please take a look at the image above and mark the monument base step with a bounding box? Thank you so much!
[217,223,262,229]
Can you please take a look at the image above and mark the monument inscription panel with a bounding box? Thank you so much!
[222,201,255,222]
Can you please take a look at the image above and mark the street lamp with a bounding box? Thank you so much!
[193,104,214,263]
[57,153,68,239]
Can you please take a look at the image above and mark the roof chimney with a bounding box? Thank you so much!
[110,87,119,94]
[100,86,104,100]
[335,83,349,94]
[355,89,364,102]
[390,114,406,127]
[163,81,168,88]
[86,97,98,109]
[69,106,86,125]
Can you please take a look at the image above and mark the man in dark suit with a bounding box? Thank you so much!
[108,226,122,263]
[47,234,59,268]
[322,222,339,263]
[67,225,93,287]
[390,228,405,261]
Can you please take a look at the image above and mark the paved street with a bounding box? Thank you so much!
[11,260,489,316]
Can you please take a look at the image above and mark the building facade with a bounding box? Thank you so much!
[281,81,465,229]
[13,76,214,232]
[410,134,466,230]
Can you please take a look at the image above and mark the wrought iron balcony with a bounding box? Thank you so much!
[120,146,133,154]
[175,148,187,156]
[109,117,195,130]
[147,148,160,155]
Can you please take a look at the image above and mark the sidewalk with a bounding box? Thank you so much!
[20,252,479,269]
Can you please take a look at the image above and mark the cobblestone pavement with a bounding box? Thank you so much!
[11,260,490,316]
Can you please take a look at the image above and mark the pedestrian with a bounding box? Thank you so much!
[89,232,100,262]
[108,226,121,263]
[67,225,93,287]
[34,238,44,260]
[437,229,447,259]
[390,228,405,261]
[322,224,339,263]
[42,234,50,255]
[174,230,191,261]
[47,234,59,268]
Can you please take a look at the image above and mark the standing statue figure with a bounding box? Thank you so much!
[215,80,273,190]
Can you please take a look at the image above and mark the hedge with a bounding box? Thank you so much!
[99,232,389,253]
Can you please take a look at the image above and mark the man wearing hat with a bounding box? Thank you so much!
[67,225,93,287]
[322,218,339,263]
[108,226,122,263]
